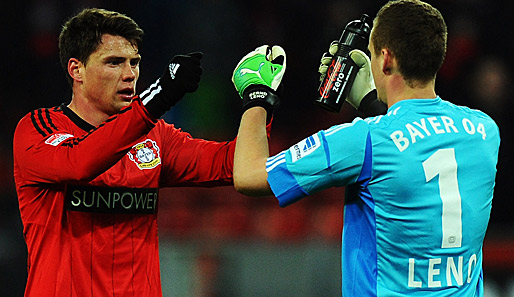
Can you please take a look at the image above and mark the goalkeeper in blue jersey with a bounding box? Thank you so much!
[231,0,500,296]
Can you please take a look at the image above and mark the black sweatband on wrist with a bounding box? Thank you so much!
[242,85,280,122]
[144,96,170,119]
[357,90,388,117]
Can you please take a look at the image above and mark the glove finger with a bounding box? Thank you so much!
[172,55,200,66]
[190,66,203,77]
[319,64,328,82]
[269,45,286,91]
[329,40,339,55]
[187,52,204,61]
[320,52,332,66]
[319,64,328,75]
[349,49,370,68]
[185,84,199,93]
[183,73,202,92]
[180,56,203,93]
[174,56,203,76]
[270,45,286,65]
[255,45,270,56]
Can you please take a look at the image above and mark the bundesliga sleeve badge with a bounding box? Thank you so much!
[45,133,74,146]
[127,139,161,170]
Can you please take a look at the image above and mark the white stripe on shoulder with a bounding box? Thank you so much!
[387,106,401,116]
[266,151,286,164]
[266,158,286,172]
[325,119,362,136]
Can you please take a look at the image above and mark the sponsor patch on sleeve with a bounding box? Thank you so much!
[290,134,321,163]
[45,133,74,146]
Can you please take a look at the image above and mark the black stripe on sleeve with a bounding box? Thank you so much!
[37,108,54,135]
[44,108,58,131]
[30,110,47,137]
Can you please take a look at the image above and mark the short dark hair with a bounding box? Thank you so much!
[58,8,144,86]
[372,0,447,85]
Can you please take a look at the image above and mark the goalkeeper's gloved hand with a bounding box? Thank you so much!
[141,52,203,119]
[232,45,286,118]
[319,42,386,117]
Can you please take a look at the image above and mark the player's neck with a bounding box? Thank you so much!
[385,76,437,107]
[67,96,110,127]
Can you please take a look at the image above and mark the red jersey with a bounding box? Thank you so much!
[13,99,237,297]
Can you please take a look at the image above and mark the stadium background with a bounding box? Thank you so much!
[1,0,513,296]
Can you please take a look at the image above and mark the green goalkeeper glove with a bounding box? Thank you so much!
[232,45,286,115]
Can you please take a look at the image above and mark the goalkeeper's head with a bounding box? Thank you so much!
[371,0,447,87]
[58,8,144,87]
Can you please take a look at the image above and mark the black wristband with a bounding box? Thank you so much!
[242,85,280,121]
[357,90,388,117]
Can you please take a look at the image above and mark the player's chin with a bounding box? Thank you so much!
[117,94,134,105]
[113,99,133,112]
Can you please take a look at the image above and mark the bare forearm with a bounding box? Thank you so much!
[234,107,273,196]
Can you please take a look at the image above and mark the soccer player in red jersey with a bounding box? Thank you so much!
[13,8,283,297]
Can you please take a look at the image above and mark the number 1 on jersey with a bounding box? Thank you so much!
[422,148,463,248]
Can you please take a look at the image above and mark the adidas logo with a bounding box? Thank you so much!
[169,63,180,79]
[290,134,320,163]
[302,135,317,152]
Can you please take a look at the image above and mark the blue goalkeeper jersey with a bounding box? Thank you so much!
[266,97,500,297]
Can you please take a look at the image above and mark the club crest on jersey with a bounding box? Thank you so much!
[127,139,161,169]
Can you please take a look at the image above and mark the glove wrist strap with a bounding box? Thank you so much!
[242,85,279,121]
[357,90,388,117]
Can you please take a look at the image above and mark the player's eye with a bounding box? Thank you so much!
[107,60,121,66]
[130,58,141,67]
[106,58,124,66]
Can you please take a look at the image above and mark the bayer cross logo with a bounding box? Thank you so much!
[127,139,162,170]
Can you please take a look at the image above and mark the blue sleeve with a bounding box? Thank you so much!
[266,118,370,207]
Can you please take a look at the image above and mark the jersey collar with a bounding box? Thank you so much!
[389,96,442,110]
[60,103,96,132]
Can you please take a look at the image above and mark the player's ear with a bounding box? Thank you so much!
[381,48,394,75]
[68,58,84,83]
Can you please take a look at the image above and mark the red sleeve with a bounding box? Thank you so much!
[13,99,157,185]
[157,120,272,187]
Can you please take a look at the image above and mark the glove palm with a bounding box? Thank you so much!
[232,45,286,119]
[232,45,286,97]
